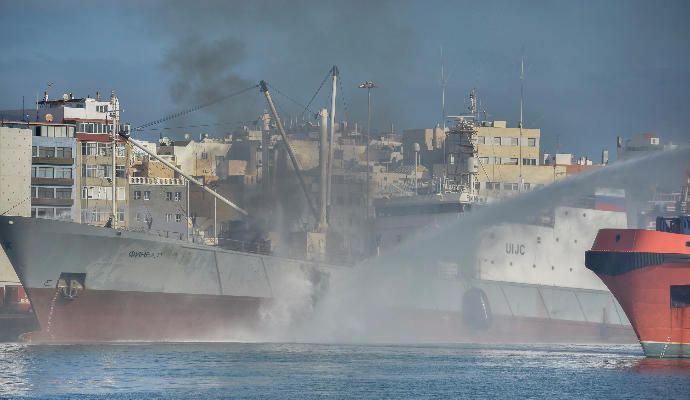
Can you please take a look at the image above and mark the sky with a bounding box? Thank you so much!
[1,0,689,159]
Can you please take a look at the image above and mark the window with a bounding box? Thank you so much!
[486,182,500,190]
[82,165,97,177]
[143,191,150,201]
[134,191,141,200]
[493,137,501,145]
[174,192,181,201]
[136,213,142,222]
[166,192,173,201]
[117,187,125,201]
[503,137,518,146]
[474,182,481,190]
[523,183,531,191]
[35,208,54,219]
[166,213,173,222]
[55,188,71,199]
[97,143,110,156]
[201,152,208,160]
[504,183,518,191]
[476,136,486,145]
[503,158,519,165]
[175,214,182,223]
[38,147,55,158]
[36,167,54,178]
[478,157,489,165]
[98,165,111,178]
[493,157,502,165]
[55,147,72,158]
[53,127,68,138]
[55,167,72,179]
[37,187,54,198]
[116,144,126,157]
[115,165,126,178]
[527,138,537,147]
[32,146,38,157]
[55,208,71,220]
[82,143,97,156]
[522,158,537,166]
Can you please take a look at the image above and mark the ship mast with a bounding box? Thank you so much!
[110,92,119,228]
[445,90,479,202]
[519,56,524,192]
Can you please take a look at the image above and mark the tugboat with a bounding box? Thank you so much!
[585,185,690,357]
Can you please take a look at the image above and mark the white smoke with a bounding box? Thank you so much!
[279,145,690,343]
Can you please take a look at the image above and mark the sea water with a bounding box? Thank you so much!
[1,342,689,399]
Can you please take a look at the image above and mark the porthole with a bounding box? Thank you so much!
[582,213,587,217]
[574,239,578,244]
[615,234,621,242]
[569,267,573,272]
[555,237,559,242]
[532,264,536,269]
[564,211,569,216]
[537,236,541,244]
[509,262,513,266]
[551,266,555,270]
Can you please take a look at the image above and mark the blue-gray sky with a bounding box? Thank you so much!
[1,0,688,158]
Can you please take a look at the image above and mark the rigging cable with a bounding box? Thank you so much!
[133,84,259,132]
[297,67,333,122]
[266,83,315,118]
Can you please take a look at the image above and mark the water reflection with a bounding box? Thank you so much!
[630,357,690,374]
[0,343,32,396]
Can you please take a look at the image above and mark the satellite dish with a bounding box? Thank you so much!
[45,114,54,122]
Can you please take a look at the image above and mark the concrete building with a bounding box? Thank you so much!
[29,123,78,221]
[404,120,571,200]
[0,126,32,217]
[128,176,188,240]
[157,138,231,183]
[5,93,132,227]
[0,126,31,288]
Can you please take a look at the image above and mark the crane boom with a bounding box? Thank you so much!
[118,132,248,216]
[259,80,319,222]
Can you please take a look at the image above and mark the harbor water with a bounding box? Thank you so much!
[1,342,689,399]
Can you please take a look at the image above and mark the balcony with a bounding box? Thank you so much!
[31,177,74,186]
[129,176,187,186]
[32,157,74,166]
[31,198,74,207]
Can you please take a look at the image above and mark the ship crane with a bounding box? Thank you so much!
[259,80,320,223]
[121,78,327,235]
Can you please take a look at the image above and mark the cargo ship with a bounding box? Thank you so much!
[586,203,690,356]
[0,215,332,342]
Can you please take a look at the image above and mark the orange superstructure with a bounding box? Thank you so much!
[586,216,690,358]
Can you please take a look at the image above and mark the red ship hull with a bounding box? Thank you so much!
[586,228,690,357]
[21,287,264,343]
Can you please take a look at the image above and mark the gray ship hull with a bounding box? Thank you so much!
[0,216,330,342]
